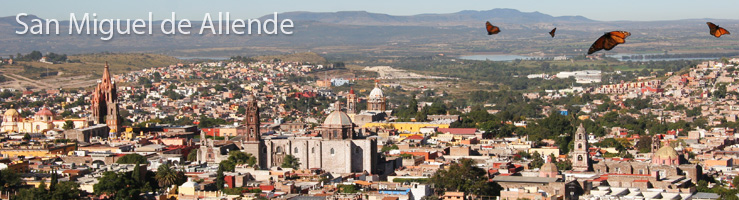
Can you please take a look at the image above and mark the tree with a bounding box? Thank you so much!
[216,164,226,191]
[23,133,31,140]
[49,170,58,191]
[62,120,75,130]
[187,149,198,162]
[220,151,256,171]
[14,182,49,200]
[281,155,301,169]
[0,169,22,192]
[116,154,148,165]
[15,181,81,200]
[430,159,501,196]
[156,163,185,188]
[93,169,158,199]
[529,152,544,169]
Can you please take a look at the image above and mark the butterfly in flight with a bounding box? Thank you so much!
[486,21,500,35]
[549,28,556,37]
[587,31,630,55]
[707,22,730,38]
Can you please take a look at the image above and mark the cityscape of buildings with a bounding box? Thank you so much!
[1,57,739,200]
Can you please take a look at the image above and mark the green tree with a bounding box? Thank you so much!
[430,159,501,196]
[62,120,75,130]
[187,149,198,162]
[0,169,22,192]
[156,163,185,188]
[116,154,148,165]
[49,170,58,191]
[49,182,82,200]
[216,164,226,191]
[281,155,301,169]
[529,152,544,169]
[14,182,49,200]
[23,133,31,140]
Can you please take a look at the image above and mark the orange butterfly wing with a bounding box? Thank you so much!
[549,28,556,37]
[708,22,730,38]
[486,21,501,35]
[588,31,630,54]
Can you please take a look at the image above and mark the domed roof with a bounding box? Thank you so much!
[323,110,353,126]
[655,145,679,159]
[540,162,558,173]
[181,178,199,188]
[4,108,19,117]
[35,107,53,116]
[369,83,384,100]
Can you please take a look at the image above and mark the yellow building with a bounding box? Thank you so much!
[1,107,88,134]
[0,143,76,158]
[362,122,450,133]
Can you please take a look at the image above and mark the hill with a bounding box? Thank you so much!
[0,9,738,57]
[0,53,180,91]
[252,52,327,64]
[263,9,593,26]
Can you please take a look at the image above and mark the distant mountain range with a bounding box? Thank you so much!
[0,9,737,57]
[261,9,593,26]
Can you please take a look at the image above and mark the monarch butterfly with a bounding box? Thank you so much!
[587,31,631,55]
[707,22,730,38]
[486,21,500,35]
[549,28,556,37]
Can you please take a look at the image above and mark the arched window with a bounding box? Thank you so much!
[330,148,335,156]
[578,134,582,140]
[578,155,583,161]
[578,143,582,149]
[276,146,283,153]
[294,147,298,153]
[311,147,315,154]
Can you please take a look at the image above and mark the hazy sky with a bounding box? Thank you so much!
[2,0,738,21]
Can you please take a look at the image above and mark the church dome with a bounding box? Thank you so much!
[4,108,19,117]
[369,87,383,100]
[323,110,352,126]
[35,107,53,117]
[540,162,558,173]
[655,145,679,159]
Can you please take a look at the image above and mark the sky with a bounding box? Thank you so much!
[2,0,739,21]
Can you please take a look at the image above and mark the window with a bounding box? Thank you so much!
[578,155,583,161]
[330,148,335,156]
[294,147,298,153]
[276,146,283,153]
[311,147,315,154]
[578,134,582,140]
[578,143,582,149]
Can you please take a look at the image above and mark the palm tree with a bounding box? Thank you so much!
[155,164,183,188]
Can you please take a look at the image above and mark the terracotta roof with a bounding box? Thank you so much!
[259,185,275,191]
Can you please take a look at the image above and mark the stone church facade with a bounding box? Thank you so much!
[199,94,378,174]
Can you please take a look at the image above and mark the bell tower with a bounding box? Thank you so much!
[244,95,260,142]
[346,87,357,114]
[570,124,591,171]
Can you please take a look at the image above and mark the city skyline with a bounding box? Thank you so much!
[2,0,739,22]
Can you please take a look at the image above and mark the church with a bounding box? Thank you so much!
[199,91,379,174]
